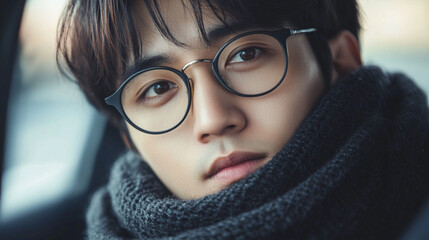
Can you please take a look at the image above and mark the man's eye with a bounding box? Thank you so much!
[228,47,262,64]
[143,81,178,98]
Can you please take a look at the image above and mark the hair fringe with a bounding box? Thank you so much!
[56,0,361,128]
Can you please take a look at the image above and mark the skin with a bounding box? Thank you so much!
[125,1,326,199]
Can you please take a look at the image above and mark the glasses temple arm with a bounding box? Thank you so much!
[290,28,317,35]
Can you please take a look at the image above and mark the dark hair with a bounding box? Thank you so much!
[57,0,360,129]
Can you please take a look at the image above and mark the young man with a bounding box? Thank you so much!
[58,0,429,239]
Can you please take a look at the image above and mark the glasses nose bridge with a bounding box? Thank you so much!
[181,58,216,102]
[181,59,213,72]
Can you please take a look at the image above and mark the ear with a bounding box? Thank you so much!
[328,30,363,84]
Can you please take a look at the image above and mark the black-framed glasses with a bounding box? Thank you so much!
[105,28,316,134]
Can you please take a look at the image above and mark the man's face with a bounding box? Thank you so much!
[126,1,325,199]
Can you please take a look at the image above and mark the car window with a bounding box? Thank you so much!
[360,0,429,94]
[1,0,106,223]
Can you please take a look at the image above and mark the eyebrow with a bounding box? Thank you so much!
[122,55,170,81]
[206,22,253,44]
[122,23,256,81]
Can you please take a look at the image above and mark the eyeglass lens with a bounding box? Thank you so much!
[121,33,287,133]
[217,33,286,95]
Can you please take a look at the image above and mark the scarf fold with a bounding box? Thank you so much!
[86,66,429,239]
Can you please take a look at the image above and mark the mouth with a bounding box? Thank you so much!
[204,151,268,182]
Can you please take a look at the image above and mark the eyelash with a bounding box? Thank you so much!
[135,80,179,107]
[142,81,177,98]
[228,47,263,64]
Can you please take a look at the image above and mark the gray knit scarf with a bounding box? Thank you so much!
[86,66,429,239]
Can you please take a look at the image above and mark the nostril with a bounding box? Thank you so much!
[200,125,236,141]
[222,125,238,135]
[226,125,236,130]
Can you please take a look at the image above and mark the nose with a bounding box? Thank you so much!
[184,63,246,143]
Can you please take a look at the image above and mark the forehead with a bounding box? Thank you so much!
[123,0,289,80]
[134,1,279,52]
[135,1,217,51]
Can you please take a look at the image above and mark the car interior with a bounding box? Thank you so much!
[0,1,126,239]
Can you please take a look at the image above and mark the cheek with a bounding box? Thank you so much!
[127,125,185,175]
[243,91,307,152]
[245,41,324,150]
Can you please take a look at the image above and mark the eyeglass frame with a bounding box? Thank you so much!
[105,27,317,134]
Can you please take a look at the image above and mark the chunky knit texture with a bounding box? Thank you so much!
[86,66,429,239]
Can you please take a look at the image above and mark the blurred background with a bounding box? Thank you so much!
[0,0,428,239]
[360,0,429,91]
[1,0,102,223]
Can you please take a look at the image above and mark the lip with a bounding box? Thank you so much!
[204,151,268,182]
